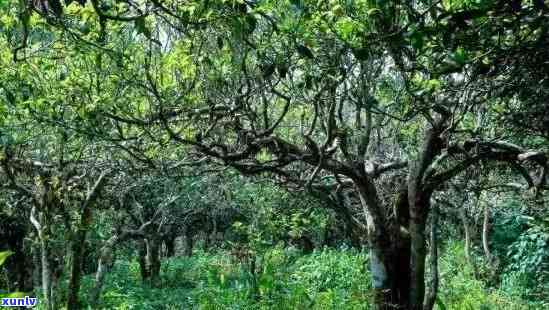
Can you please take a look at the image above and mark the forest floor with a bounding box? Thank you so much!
[72,243,536,310]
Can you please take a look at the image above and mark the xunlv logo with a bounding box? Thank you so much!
[1,296,37,307]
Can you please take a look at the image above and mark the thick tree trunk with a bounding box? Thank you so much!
[423,205,439,310]
[368,240,411,309]
[409,193,432,310]
[357,181,411,309]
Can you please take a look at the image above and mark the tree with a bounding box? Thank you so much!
[2,0,548,309]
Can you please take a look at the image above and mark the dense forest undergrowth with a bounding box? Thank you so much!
[32,240,548,309]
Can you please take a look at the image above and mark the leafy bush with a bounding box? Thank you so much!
[437,241,532,310]
[502,219,549,305]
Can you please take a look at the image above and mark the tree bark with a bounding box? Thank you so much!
[423,205,439,310]
[91,222,150,307]
[482,202,492,263]
[66,233,85,310]
[66,218,90,309]
[146,238,161,286]
[164,236,176,257]
[459,206,473,265]
[90,241,116,307]
[30,208,53,310]
[183,228,194,257]
[356,180,411,309]
[409,212,428,310]
[138,239,150,282]
[40,237,53,310]
[32,246,41,292]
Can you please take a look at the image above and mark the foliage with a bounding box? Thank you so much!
[437,241,533,310]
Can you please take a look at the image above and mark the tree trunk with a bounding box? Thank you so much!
[32,247,41,292]
[90,248,113,307]
[409,198,429,310]
[91,222,150,306]
[40,237,53,310]
[31,208,54,310]
[184,229,193,257]
[482,202,492,263]
[66,228,89,309]
[356,181,411,309]
[164,236,176,257]
[138,239,150,282]
[67,194,96,310]
[4,228,31,292]
[91,234,122,307]
[368,240,412,310]
[423,205,439,310]
[459,207,472,265]
[146,238,161,286]
[482,202,499,281]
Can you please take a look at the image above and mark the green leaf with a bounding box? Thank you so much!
[0,251,14,267]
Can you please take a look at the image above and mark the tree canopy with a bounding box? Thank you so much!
[0,1,548,310]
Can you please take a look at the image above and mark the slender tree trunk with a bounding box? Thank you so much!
[482,202,492,263]
[91,223,149,306]
[458,207,472,264]
[90,250,112,306]
[40,237,53,310]
[31,208,54,310]
[482,202,499,281]
[32,246,41,292]
[66,170,107,309]
[91,234,122,307]
[423,205,439,310]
